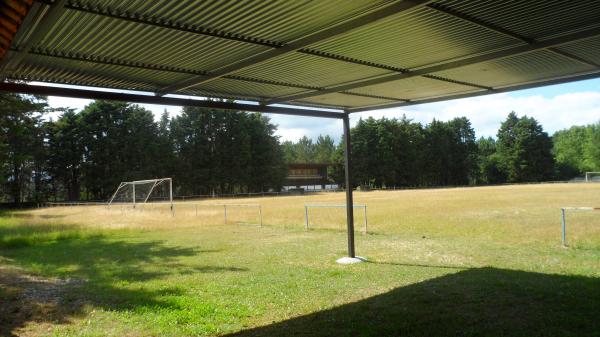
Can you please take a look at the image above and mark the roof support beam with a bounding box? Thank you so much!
[347,69,600,113]
[0,82,344,118]
[25,48,448,102]
[60,1,282,49]
[297,48,491,91]
[0,0,65,74]
[26,48,325,91]
[155,0,431,96]
[427,3,600,68]
[267,24,600,105]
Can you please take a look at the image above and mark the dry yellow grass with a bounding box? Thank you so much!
[26,182,600,246]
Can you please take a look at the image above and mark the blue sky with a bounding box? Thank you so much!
[46,78,600,142]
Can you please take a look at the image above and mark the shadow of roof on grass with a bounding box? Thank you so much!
[224,267,600,337]
[0,226,246,336]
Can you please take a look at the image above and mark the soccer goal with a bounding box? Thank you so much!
[585,172,600,182]
[108,178,173,209]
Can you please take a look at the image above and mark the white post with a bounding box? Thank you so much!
[132,183,136,209]
[169,178,173,216]
[364,205,368,234]
[561,208,567,247]
[305,206,309,231]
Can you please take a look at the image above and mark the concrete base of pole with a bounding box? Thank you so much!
[336,256,367,264]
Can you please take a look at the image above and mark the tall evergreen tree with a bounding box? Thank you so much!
[583,123,600,171]
[497,112,554,182]
[0,93,48,204]
[47,110,85,200]
[314,135,336,163]
[475,137,506,184]
[78,101,161,199]
[171,107,285,195]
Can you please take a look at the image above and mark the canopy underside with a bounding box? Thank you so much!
[1,0,600,115]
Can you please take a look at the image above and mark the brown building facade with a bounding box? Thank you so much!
[283,163,330,189]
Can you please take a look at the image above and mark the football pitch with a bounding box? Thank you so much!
[1,183,600,336]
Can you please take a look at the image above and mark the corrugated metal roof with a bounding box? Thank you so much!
[437,0,600,40]
[35,10,270,72]
[295,92,396,109]
[182,77,309,102]
[1,0,600,112]
[309,6,520,70]
[234,52,393,88]
[347,76,480,101]
[87,0,390,44]
[434,49,595,89]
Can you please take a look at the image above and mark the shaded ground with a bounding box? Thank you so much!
[0,225,244,336]
[225,267,600,337]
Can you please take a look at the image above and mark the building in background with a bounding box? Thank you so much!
[283,163,335,191]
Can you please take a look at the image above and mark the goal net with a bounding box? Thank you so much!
[585,172,600,182]
[108,178,173,208]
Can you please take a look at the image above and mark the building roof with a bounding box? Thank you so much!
[1,0,600,116]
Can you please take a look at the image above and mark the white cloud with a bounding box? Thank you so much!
[352,91,600,139]
[267,114,342,142]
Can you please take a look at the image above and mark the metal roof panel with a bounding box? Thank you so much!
[310,5,521,70]
[434,49,595,89]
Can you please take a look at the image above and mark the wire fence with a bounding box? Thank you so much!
[304,204,368,234]
[43,201,263,227]
[31,178,595,207]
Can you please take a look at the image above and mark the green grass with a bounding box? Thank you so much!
[1,183,600,336]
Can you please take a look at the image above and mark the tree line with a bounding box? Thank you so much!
[284,113,599,188]
[1,93,599,204]
[0,94,285,203]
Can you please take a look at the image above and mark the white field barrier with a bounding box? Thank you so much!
[122,202,263,226]
[42,201,262,227]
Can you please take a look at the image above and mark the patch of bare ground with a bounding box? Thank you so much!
[0,266,85,337]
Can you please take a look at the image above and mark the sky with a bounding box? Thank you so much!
[43,78,600,142]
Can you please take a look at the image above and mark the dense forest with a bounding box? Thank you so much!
[0,94,285,203]
[1,93,599,204]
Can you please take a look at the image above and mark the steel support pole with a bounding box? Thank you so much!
[342,114,356,258]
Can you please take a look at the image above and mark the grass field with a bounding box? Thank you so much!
[1,183,600,336]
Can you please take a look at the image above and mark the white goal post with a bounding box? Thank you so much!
[108,178,173,209]
[585,172,600,182]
